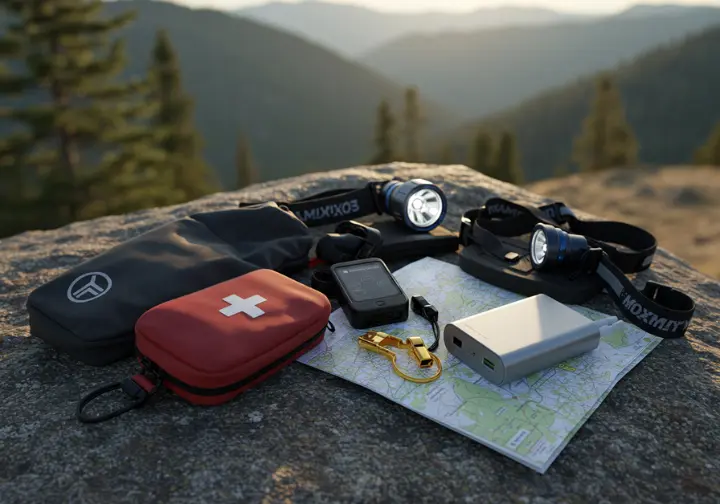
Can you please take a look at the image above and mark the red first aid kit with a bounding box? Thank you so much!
[76,269,332,423]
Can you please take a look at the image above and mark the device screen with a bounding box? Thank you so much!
[337,262,401,302]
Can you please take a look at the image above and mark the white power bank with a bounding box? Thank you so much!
[444,294,619,385]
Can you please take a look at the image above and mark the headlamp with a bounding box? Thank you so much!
[238,177,447,232]
[382,179,447,232]
[458,201,696,340]
[529,223,595,271]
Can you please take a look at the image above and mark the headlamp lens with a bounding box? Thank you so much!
[531,228,548,265]
[529,223,590,271]
[383,179,447,232]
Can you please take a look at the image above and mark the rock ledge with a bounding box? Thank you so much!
[1,163,718,503]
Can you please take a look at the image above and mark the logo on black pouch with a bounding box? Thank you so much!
[67,272,113,303]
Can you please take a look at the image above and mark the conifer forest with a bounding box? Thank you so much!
[1,0,719,239]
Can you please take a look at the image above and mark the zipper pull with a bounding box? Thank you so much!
[139,357,164,387]
[76,366,162,424]
[125,373,161,398]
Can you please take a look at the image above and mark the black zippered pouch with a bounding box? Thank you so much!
[26,203,314,366]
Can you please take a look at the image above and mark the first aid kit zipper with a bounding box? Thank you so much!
[136,326,326,396]
[76,323,331,424]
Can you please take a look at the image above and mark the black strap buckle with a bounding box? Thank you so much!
[367,181,388,215]
[459,210,479,247]
[504,251,521,263]
[642,281,696,313]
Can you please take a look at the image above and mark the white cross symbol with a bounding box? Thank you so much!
[219,294,267,318]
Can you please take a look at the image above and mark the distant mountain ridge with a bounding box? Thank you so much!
[444,24,720,182]
[615,3,712,18]
[361,5,720,119]
[235,1,594,56]
[0,0,456,188]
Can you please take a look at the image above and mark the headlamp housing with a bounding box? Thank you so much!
[381,179,447,232]
[529,223,592,271]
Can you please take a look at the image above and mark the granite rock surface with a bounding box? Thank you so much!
[1,163,718,504]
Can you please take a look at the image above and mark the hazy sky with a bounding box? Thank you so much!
[169,0,720,14]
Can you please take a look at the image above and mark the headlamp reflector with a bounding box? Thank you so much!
[531,228,548,266]
[383,179,447,232]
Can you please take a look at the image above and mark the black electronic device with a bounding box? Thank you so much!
[372,220,459,263]
[314,219,459,266]
[330,258,409,329]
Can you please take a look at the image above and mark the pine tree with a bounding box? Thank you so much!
[693,123,720,165]
[495,132,525,184]
[403,86,422,162]
[236,133,259,189]
[147,29,218,200]
[0,0,170,235]
[370,100,396,164]
[470,130,494,174]
[572,75,639,172]
[0,25,37,237]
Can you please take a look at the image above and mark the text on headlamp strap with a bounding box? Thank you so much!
[595,255,695,339]
[239,184,382,227]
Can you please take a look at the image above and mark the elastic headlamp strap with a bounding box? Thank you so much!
[461,206,538,255]
[468,198,658,273]
[458,209,531,271]
[569,219,656,273]
[460,211,516,260]
[595,254,695,339]
[477,198,559,236]
[238,182,387,227]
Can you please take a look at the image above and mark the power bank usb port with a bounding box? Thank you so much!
[483,358,495,370]
[453,337,462,348]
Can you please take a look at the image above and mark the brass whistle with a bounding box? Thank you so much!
[358,331,442,383]
[406,336,433,368]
